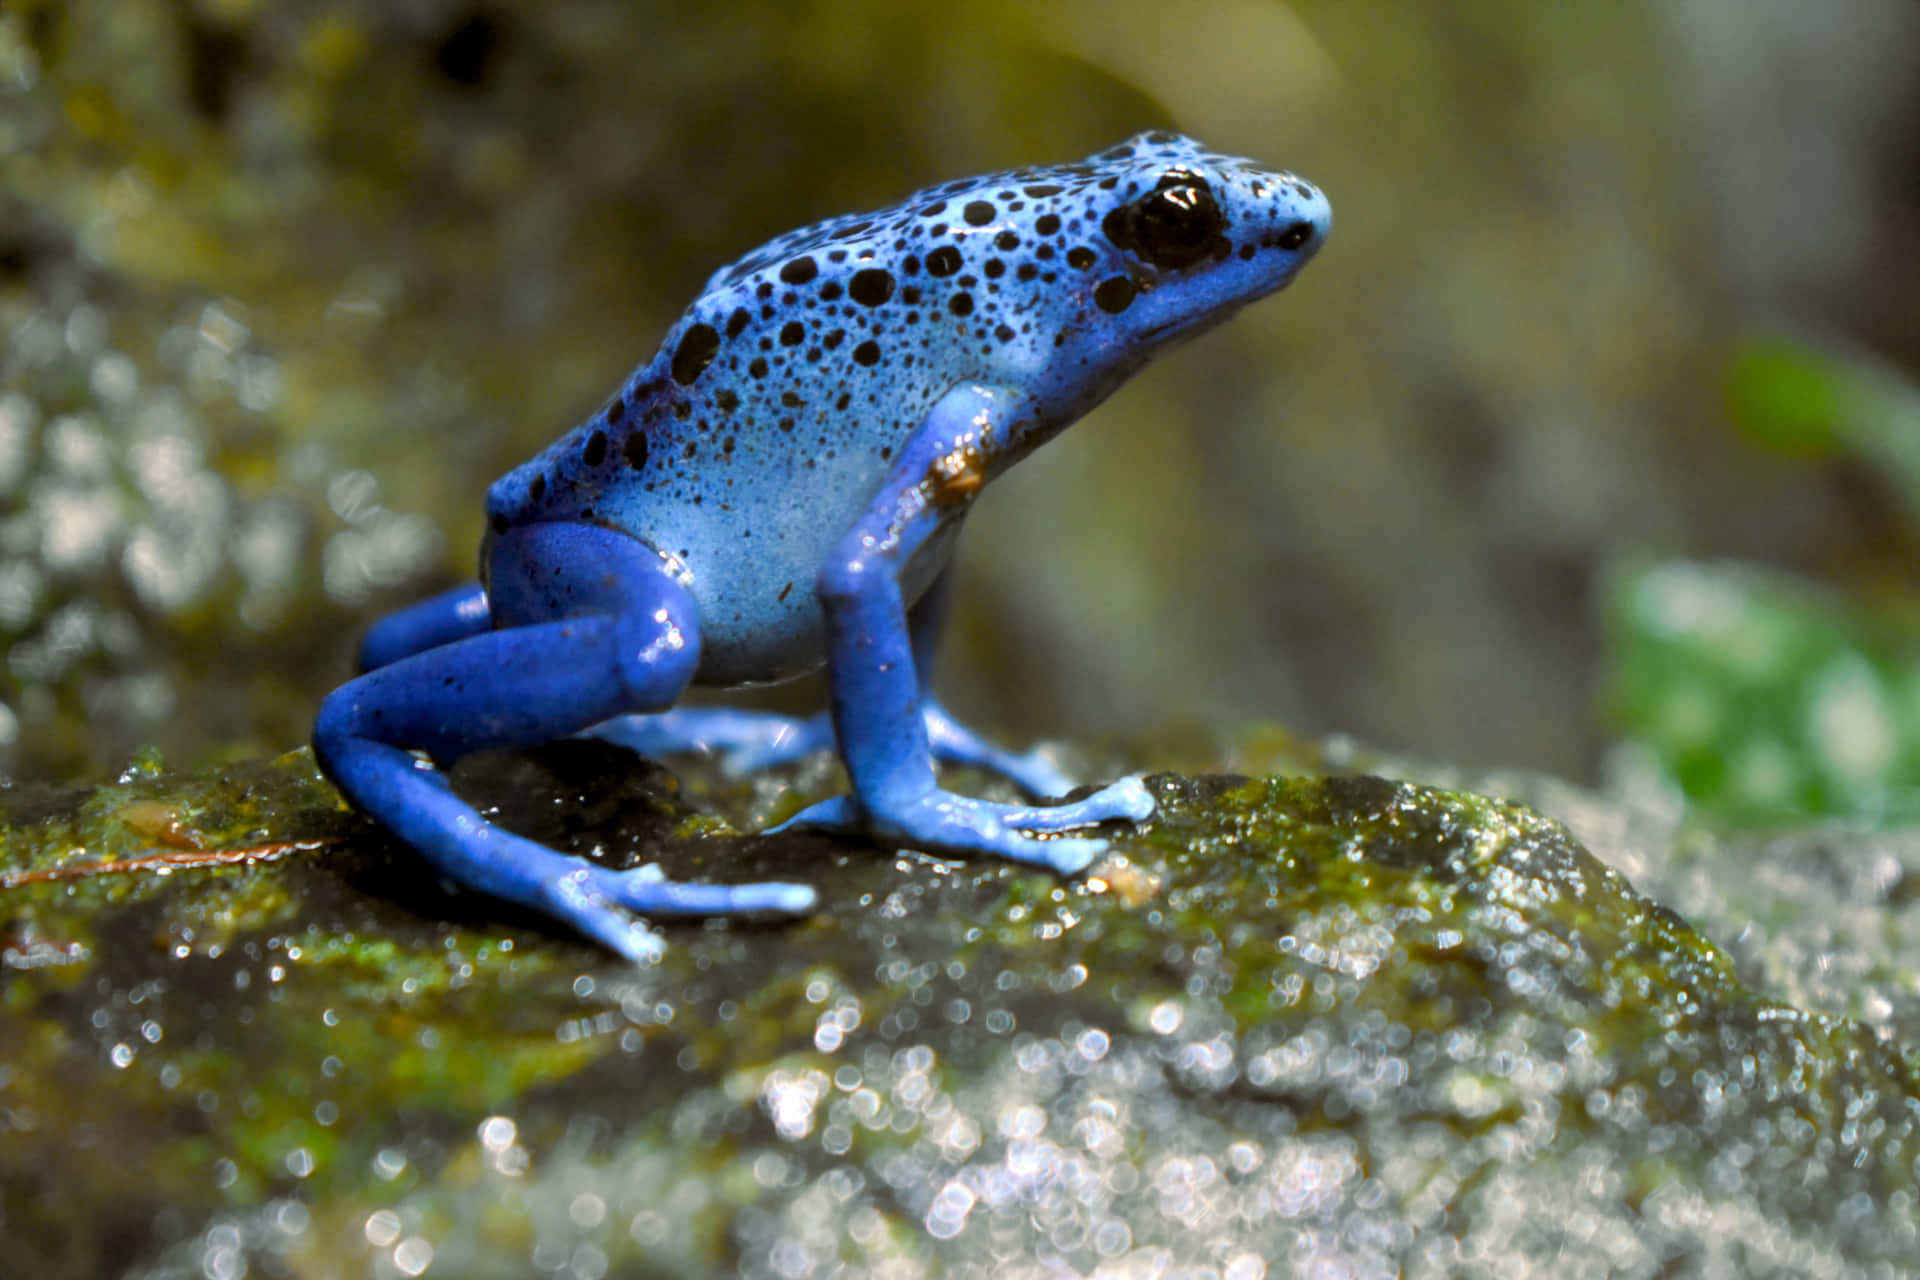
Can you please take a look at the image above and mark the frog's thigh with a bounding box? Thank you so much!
[322,523,701,762]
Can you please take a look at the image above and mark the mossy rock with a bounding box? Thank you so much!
[3,738,1916,1275]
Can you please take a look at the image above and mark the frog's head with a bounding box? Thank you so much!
[1066,131,1330,352]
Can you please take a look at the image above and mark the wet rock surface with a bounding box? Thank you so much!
[4,739,1916,1276]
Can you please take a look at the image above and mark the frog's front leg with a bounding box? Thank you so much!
[776,385,1154,873]
[313,523,815,961]
[901,567,1083,798]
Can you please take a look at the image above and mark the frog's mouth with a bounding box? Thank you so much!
[1137,305,1241,348]
[1129,233,1322,347]
[1125,268,1242,348]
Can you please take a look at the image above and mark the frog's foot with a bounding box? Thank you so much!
[920,700,1081,797]
[320,736,819,963]
[551,862,818,962]
[589,701,1083,797]
[773,775,1153,875]
[586,707,828,773]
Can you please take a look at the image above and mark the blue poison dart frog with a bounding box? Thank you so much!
[314,131,1330,960]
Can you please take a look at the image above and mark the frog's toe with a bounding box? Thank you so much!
[999,775,1155,831]
[780,790,1136,876]
[921,701,1081,797]
[542,866,815,960]
[1001,832,1109,875]
[990,748,1082,801]
[546,871,668,963]
[589,864,818,917]
[767,794,859,834]
[903,814,1111,875]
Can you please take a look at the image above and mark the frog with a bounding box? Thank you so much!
[314,130,1330,961]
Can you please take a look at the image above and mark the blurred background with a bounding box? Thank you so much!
[5,0,1920,823]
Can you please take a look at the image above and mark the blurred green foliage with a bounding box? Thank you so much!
[1728,337,1920,522]
[1607,557,1920,823]
[1608,341,1920,824]
[1723,340,1843,459]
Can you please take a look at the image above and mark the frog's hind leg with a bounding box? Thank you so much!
[313,523,815,960]
[357,583,492,671]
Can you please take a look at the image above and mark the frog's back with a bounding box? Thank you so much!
[486,132,1329,684]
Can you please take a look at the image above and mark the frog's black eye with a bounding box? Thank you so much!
[1102,171,1226,270]
[1274,221,1315,252]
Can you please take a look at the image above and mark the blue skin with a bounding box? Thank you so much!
[315,132,1330,960]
